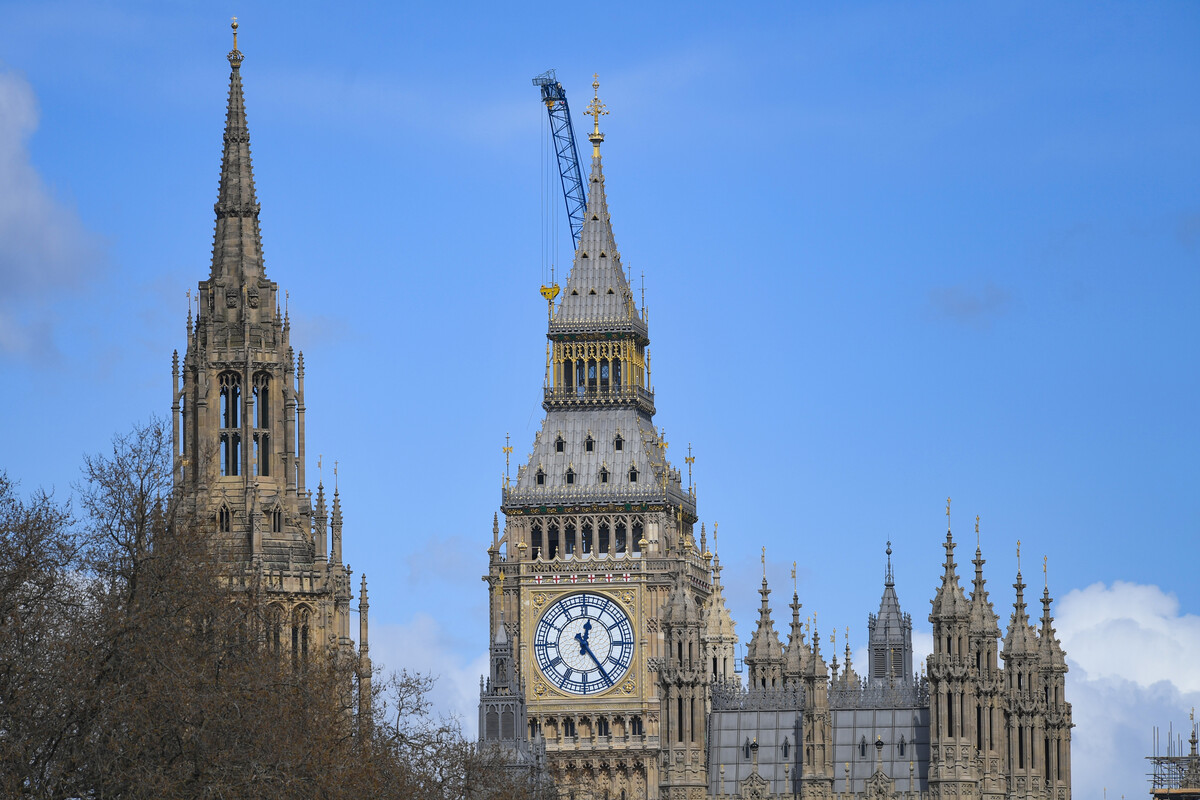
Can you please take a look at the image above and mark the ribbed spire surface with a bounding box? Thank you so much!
[210,39,264,282]
[552,151,642,332]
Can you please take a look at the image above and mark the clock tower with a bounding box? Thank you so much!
[484,78,709,800]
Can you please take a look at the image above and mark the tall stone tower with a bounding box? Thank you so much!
[927,523,980,800]
[656,569,710,798]
[484,77,708,800]
[967,528,1007,800]
[172,22,364,663]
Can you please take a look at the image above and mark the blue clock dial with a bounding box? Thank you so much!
[534,592,635,695]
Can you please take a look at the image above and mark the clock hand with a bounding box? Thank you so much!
[576,637,612,685]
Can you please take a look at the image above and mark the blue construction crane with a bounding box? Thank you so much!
[532,69,587,249]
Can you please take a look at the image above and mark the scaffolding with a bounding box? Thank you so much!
[1148,719,1200,800]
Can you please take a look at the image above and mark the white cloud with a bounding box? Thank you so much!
[1055,581,1200,800]
[0,67,103,359]
[368,612,488,738]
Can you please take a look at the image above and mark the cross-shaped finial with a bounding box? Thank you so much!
[792,561,797,592]
[502,432,513,478]
[1016,539,1022,571]
[946,497,952,530]
[761,546,766,579]
[685,443,695,490]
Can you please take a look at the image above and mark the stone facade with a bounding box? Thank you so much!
[172,28,368,697]
[479,87,1073,800]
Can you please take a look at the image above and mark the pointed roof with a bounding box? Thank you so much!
[1037,584,1067,670]
[703,553,738,641]
[210,22,265,283]
[745,575,785,665]
[873,542,908,636]
[549,87,645,340]
[663,568,698,626]
[929,531,969,621]
[784,591,809,678]
[968,539,1001,637]
[1003,563,1039,657]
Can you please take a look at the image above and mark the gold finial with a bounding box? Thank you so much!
[761,546,766,579]
[584,72,608,156]
[830,631,835,645]
[1016,539,1021,572]
[231,16,238,48]
[792,561,797,592]
[1043,555,1048,588]
[946,496,952,530]
[685,443,695,490]
[503,432,513,480]
[497,570,505,585]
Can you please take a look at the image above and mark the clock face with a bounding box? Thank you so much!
[534,592,635,695]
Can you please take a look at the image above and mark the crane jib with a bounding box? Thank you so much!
[532,70,587,249]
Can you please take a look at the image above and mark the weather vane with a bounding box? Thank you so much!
[333,459,338,491]
[685,443,695,490]
[946,497,952,530]
[761,546,766,579]
[1016,539,1022,571]
[792,561,797,592]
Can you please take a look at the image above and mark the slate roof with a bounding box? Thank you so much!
[549,152,646,340]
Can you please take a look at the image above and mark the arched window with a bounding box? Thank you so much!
[292,606,311,664]
[547,525,559,559]
[563,717,576,737]
[860,736,868,757]
[220,432,241,476]
[218,505,232,533]
[596,717,610,737]
[630,716,643,736]
[628,465,638,483]
[253,373,270,429]
[899,734,906,756]
[268,605,284,655]
[272,508,283,533]
[219,372,241,428]
[531,524,543,559]
[536,468,545,486]
[565,468,575,485]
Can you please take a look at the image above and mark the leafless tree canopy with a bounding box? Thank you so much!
[0,417,547,799]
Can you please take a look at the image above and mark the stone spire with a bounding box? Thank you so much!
[313,482,328,563]
[1003,552,1038,658]
[330,484,343,564]
[1038,572,1067,670]
[783,587,809,687]
[868,541,913,682]
[358,574,372,735]
[552,76,641,333]
[210,18,265,284]
[702,550,738,685]
[744,566,785,690]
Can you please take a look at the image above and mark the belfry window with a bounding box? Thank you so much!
[220,433,241,476]
[531,524,543,559]
[630,716,643,736]
[596,717,610,737]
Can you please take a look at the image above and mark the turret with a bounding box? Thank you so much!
[867,542,913,683]
[927,502,980,800]
[657,568,709,796]
[744,552,786,690]
[1037,566,1071,800]
[783,584,810,689]
[799,623,834,800]
[1002,544,1042,800]
[968,520,1007,800]
[358,575,372,736]
[702,540,739,687]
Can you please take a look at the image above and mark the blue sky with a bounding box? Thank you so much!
[0,2,1197,796]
